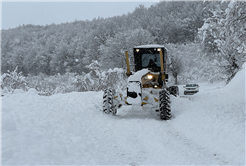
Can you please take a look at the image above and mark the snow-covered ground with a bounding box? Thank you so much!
[1,65,245,165]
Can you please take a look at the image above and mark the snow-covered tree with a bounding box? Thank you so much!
[1,1,221,77]
[1,67,28,93]
[99,28,155,70]
[198,1,246,82]
[169,55,184,85]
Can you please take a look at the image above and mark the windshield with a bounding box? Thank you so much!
[186,84,198,87]
[141,53,160,68]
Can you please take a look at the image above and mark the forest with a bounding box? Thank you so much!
[1,1,246,95]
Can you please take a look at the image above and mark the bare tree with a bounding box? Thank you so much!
[169,55,184,85]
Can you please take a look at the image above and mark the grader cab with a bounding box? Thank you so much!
[103,44,178,120]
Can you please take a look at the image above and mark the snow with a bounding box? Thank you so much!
[127,81,141,104]
[128,69,150,82]
[228,1,236,9]
[134,44,165,48]
[107,67,124,73]
[1,73,7,81]
[27,88,39,94]
[223,63,246,98]
[1,66,245,165]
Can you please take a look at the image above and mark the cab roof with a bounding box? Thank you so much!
[134,44,166,49]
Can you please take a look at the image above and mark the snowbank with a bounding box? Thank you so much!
[224,63,245,98]
[128,69,150,82]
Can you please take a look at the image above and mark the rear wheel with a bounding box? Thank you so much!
[159,89,171,120]
[168,86,179,96]
[103,88,117,115]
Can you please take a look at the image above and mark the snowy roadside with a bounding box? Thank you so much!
[171,90,245,164]
[172,65,245,164]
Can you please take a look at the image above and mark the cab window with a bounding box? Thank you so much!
[141,53,160,68]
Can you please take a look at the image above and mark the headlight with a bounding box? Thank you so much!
[147,75,153,80]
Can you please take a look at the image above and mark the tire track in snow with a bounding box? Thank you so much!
[95,100,230,165]
[164,122,229,165]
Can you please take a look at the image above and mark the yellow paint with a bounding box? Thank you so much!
[114,96,118,99]
[141,102,148,105]
[125,51,131,76]
[159,50,165,81]
[143,96,148,100]
[154,98,159,102]
[141,72,163,89]
[119,94,123,100]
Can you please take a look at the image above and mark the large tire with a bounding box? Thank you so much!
[159,89,171,120]
[103,88,117,115]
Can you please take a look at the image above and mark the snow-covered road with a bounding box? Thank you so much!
[2,66,245,165]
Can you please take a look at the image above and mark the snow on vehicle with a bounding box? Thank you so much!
[183,83,199,95]
[103,44,179,120]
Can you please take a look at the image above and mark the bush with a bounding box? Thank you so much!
[1,65,127,96]
[1,67,28,94]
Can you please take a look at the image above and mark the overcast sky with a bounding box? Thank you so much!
[1,1,159,30]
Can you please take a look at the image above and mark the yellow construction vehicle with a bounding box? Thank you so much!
[103,44,178,120]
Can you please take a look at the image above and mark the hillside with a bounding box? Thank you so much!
[1,1,226,76]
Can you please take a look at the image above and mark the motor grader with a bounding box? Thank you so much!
[103,44,178,120]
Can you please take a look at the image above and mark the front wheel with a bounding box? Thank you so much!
[159,89,171,120]
[103,88,117,115]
